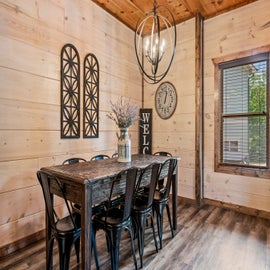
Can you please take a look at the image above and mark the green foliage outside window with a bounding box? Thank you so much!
[248,66,267,165]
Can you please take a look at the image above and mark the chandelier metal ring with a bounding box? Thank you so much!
[134,1,177,84]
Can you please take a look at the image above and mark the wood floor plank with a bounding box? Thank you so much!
[145,202,270,270]
[0,201,269,270]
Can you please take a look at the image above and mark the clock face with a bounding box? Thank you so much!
[155,82,177,119]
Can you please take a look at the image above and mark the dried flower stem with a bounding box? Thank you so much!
[107,97,139,128]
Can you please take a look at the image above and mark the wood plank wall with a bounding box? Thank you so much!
[0,0,141,254]
[1,0,270,257]
[203,0,270,212]
[144,18,196,200]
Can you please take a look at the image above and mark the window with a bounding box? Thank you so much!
[215,52,270,178]
[224,140,239,152]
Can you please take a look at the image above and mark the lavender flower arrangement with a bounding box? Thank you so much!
[107,97,139,128]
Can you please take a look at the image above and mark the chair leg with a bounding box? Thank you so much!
[46,237,54,270]
[57,238,73,270]
[155,203,165,249]
[92,230,100,270]
[105,232,114,269]
[74,237,80,263]
[127,226,138,270]
[150,215,158,253]
[165,203,174,238]
[106,229,122,270]
[105,234,111,252]
[136,213,157,269]
[137,214,147,269]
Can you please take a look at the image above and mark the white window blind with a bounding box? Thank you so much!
[219,53,269,168]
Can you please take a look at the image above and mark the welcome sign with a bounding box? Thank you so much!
[139,108,152,154]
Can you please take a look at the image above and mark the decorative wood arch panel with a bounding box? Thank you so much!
[83,53,99,138]
[60,44,80,138]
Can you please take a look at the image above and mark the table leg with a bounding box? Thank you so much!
[45,194,53,270]
[45,210,51,269]
[81,183,93,270]
[172,165,178,230]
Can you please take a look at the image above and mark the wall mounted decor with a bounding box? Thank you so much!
[83,53,99,138]
[139,108,152,154]
[60,44,80,138]
[155,81,177,119]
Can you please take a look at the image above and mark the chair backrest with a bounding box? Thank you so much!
[136,163,161,208]
[91,154,110,161]
[62,157,87,165]
[154,151,172,157]
[107,167,138,222]
[36,170,77,231]
[111,153,119,158]
[159,158,177,198]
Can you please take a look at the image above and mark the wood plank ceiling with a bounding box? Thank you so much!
[91,0,258,31]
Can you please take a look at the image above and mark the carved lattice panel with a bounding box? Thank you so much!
[60,44,80,138]
[83,53,99,138]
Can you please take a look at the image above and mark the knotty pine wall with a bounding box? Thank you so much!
[0,0,141,253]
[1,0,270,256]
[144,18,196,200]
[203,0,270,212]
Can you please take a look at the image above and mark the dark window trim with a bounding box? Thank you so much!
[213,49,270,179]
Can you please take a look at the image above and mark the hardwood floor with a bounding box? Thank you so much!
[0,201,269,270]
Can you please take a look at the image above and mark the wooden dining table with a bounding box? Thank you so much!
[41,154,179,270]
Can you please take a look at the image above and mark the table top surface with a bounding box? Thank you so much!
[41,154,178,184]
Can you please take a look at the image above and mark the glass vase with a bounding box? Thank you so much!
[117,128,131,162]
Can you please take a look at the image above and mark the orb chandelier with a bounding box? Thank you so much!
[134,0,177,84]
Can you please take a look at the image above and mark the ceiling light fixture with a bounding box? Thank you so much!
[134,0,177,84]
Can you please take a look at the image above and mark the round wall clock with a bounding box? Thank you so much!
[155,82,177,119]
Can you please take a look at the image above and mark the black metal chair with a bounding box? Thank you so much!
[132,163,160,268]
[62,157,87,165]
[37,170,82,270]
[153,158,177,249]
[154,151,172,189]
[92,167,138,270]
[62,157,88,218]
[91,154,110,160]
[61,157,102,268]
[111,152,119,158]
[154,151,172,157]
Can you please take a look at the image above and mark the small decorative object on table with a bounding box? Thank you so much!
[107,97,139,162]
